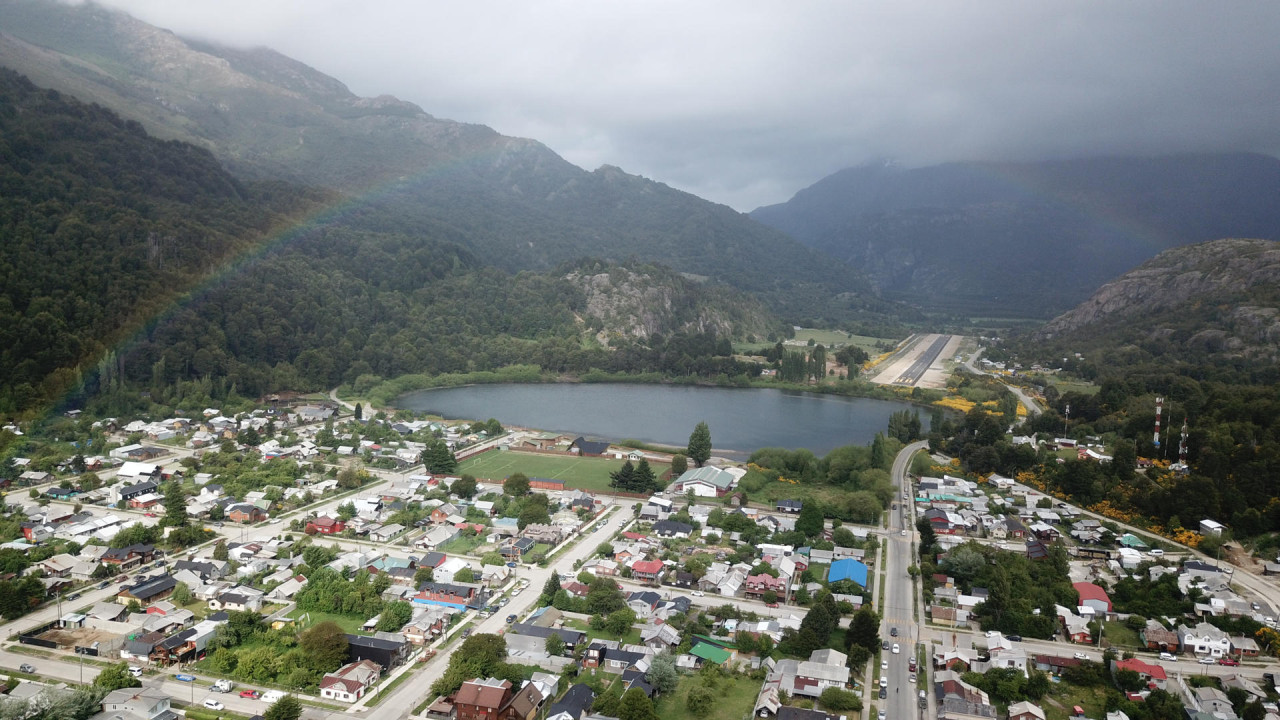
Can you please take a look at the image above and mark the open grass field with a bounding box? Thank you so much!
[655,674,760,720]
[734,328,901,354]
[285,608,367,634]
[458,450,669,492]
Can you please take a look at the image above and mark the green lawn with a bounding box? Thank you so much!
[1102,620,1141,649]
[1042,683,1109,720]
[285,608,368,634]
[439,532,488,556]
[735,329,900,355]
[563,618,642,646]
[655,674,759,720]
[458,450,669,492]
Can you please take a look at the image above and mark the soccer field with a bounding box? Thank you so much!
[458,450,669,492]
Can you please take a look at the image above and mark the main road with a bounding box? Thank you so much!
[882,440,929,720]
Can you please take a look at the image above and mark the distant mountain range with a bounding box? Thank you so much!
[0,0,878,325]
[752,155,1280,317]
[1039,237,1280,365]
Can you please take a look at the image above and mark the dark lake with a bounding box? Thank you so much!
[396,383,928,458]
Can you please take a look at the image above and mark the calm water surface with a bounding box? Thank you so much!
[396,383,928,458]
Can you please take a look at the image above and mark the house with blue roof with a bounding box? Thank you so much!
[828,558,868,587]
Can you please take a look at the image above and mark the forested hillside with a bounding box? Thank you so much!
[0,70,782,418]
[0,0,888,328]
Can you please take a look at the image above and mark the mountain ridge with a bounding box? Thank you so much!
[0,0,878,324]
[751,154,1280,317]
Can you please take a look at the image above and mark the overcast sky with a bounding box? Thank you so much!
[96,0,1280,211]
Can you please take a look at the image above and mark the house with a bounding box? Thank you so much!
[546,683,595,720]
[307,516,346,534]
[776,500,802,514]
[1056,605,1091,643]
[582,640,650,673]
[1111,658,1166,689]
[1025,538,1050,561]
[827,558,868,587]
[436,558,471,585]
[228,503,266,524]
[630,560,664,584]
[744,573,786,600]
[1230,635,1260,657]
[1178,622,1230,657]
[320,659,381,703]
[345,634,409,672]
[934,669,996,718]
[371,524,406,543]
[522,524,563,545]
[640,623,681,650]
[1199,519,1226,536]
[1141,621,1179,652]
[100,687,172,719]
[112,570,170,603]
[454,677,542,720]
[570,438,610,457]
[669,466,737,497]
[652,520,693,539]
[528,477,567,492]
[502,537,536,560]
[413,581,486,610]
[418,525,461,550]
[1008,701,1047,720]
[505,623,586,655]
[1073,582,1112,615]
[627,590,663,616]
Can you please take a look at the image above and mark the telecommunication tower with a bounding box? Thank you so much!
[1153,397,1163,448]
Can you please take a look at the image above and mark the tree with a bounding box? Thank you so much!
[263,693,303,720]
[646,654,680,695]
[92,662,141,691]
[452,474,477,499]
[617,687,658,720]
[686,685,715,715]
[687,422,712,467]
[545,632,565,656]
[541,574,563,603]
[481,552,505,566]
[796,502,824,537]
[819,686,861,712]
[161,481,187,527]
[354,403,363,421]
[606,608,637,636]
[299,621,349,672]
[376,600,414,632]
[848,606,881,653]
[213,541,229,561]
[336,501,357,521]
[454,567,475,583]
[337,467,364,489]
[671,454,688,476]
[171,582,192,606]
[505,473,530,497]
[609,461,636,492]
[208,503,224,521]
[414,566,435,585]
[633,459,657,492]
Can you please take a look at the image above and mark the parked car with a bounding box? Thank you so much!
[506,614,517,623]
[877,711,886,720]
[240,690,261,699]
[691,590,705,597]
[144,512,156,518]
[1073,652,1090,660]
[1219,658,1240,666]
[1149,548,1164,556]
[1159,652,1177,661]
[892,644,900,654]
[1007,635,1022,642]
[889,627,898,637]
[1197,656,1215,665]
[766,602,779,608]
[203,700,224,711]
[461,628,473,638]
[128,666,142,678]
[878,688,886,699]
[18,664,35,673]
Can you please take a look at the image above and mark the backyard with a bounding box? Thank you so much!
[654,674,760,720]
[458,450,670,493]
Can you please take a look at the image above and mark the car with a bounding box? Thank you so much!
[1219,658,1240,666]
[877,711,886,720]
[461,628,473,638]
[1159,652,1176,661]
[766,602,779,608]
[506,561,517,567]
[128,666,142,678]
[478,610,491,618]
[1073,652,1089,660]
[97,581,109,589]
[1149,548,1164,556]
[985,630,1001,638]
[892,644,900,654]
[144,512,156,518]
[889,627,898,637]
[240,690,261,699]
[18,664,35,673]
[908,658,917,672]
[214,522,223,528]
[891,504,897,510]
[1197,656,1215,665]
[900,529,907,536]
[878,688,886,699]
[67,592,80,600]
[203,700,224,711]
[506,614,517,623]
[1007,635,1022,642]
[909,672,917,683]
[879,677,888,688]
[1253,602,1262,611]
[881,660,888,671]
[691,590,705,597]
[882,641,890,650]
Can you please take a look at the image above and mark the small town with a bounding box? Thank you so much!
[0,389,1273,720]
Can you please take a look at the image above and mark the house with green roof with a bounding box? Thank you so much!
[690,642,732,665]
[670,466,738,497]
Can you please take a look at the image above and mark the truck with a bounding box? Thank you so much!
[213,679,234,693]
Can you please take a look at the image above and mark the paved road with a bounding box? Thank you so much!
[879,441,928,720]
[961,348,1041,418]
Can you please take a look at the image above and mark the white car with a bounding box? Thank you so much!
[1159,652,1176,661]
[1149,548,1164,556]
[1073,652,1089,660]
[878,711,886,720]
[879,677,888,688]
[892,643,900,654]
[1197,656,1215,665]
[691,590,705,597]
[900,529,907,536]
[203,700,225,711]
[985,630,1001,638]
[881,660,888,670]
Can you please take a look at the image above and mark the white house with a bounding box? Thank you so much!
[1199,519,1226,536]
[1179,622,1230,658]
[436,557,470,585]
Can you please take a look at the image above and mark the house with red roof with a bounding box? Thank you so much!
[307,516,345,535]
[630,560,664,584]
[1111,657,1166,689]
[320,659,381,703]
[1073,582,1112,615]
[744,573,786,600]
[622,532,648,541]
